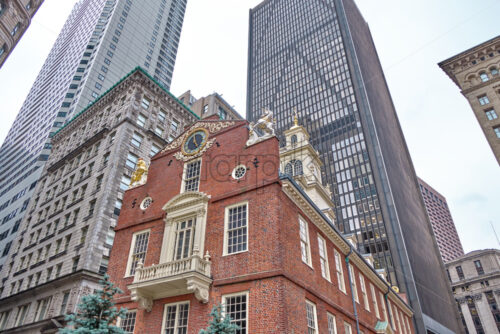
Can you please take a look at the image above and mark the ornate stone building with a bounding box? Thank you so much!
[439,35,500,165]
[0,0,43,67]
[446,249,500,334]
[107,115,414,333]
[0,67,198,333]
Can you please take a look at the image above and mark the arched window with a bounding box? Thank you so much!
[0,44,6,57]
[479,72,489,82]
[284,163,293,176]
[490,67,499,76]
[294,160,303,176]
[0,1,5,17]
[291,135,297,145]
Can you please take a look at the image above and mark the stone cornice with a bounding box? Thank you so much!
[281,179,413,316]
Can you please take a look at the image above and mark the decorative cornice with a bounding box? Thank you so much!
[162,191,211,213]
[161,121,236,154]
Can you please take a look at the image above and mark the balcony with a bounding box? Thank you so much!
[128,252,212,311]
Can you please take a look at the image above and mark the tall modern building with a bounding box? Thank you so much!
[0,0,187,269]
[418,177,464,263]
[439,36,500,165]
[0,0,44,67]
[247,0,461,333]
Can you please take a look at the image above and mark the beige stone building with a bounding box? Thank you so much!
[446,249,500,334]
[178,90,243,120]
[0,67,199,333]
[0,0,43,67]
[439,36,500,165]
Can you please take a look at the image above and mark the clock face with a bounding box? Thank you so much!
[183,129,208,155]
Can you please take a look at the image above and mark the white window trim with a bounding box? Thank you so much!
[327,312,337,334]
[117,309,137,333]
[349,264,359,303]
[299,216,312,267]
[305,300,318,334]
[221,291,249,333]
[181,158,202,193]
[344,322,353,334]
[380,291,388,322]
[124,229,150,278]
[317,234,331,281]
[359,274,370,311]
[370,283,380,319]
[388,301,396,330]
[334,250,346,293]
[160,301,190,334]
[223,201,249,256]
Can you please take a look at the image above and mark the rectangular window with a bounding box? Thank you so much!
[485,108,498,120]
[126,153,138,169]
[222,293,247,334]
[349,264,358,303]
[327,312,337,334]
[141,98,150,109]
[34,296,52,321]
[456,265,465,280]
[478,95,490,105]
[370,283,380,319]
[14,304,30,326]
[334,250,346,292]
[495,126,500,138]
[317,235,330,280]
[158,110,166,122]
[183,160,201,192]
[119,310,137,334]
[299,218,311,265]
[359,274,370,311]
[162,302,189,334]
[224,203,248,255]
[171,119,179,132]
[136,114,146,127]
[344,322,352,334]
[150,143,161,157]
[388,301,396,330]
[127,231,150,276]
[380,292,388,321]
[120,175,130,191]
[154,126,163,136]
[131,133,143,148]
[474,260,484,275]
[0,310,10,330]
[60,291,70,314]
[174,218,195,260]
[305,300,318,334]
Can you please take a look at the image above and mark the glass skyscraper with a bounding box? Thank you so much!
[247,0,460,333]
[0,0,187,269]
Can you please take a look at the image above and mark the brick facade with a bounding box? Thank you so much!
[108,119,414,333]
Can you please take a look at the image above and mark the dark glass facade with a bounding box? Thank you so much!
[247,0,461,333]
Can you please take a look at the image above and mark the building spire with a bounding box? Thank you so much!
[293,107,299,127]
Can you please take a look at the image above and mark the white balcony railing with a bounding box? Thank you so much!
[133,253,211,283]
[128,252,212,310]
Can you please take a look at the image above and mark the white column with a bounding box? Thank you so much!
[460,299,478,334]
[475,293,500,334]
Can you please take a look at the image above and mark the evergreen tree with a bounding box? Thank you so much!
[59,274,127,334]
[199,304,240,334]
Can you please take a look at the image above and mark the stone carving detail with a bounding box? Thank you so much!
[494,289,500,296]
[136,294,153,312]
[130,158,148,188]
[173,138,216,162]
[161,121,235,153]
[247,108,276,146]
[186,277,210,303]
[456,297,467,304]
[472,293,483,301]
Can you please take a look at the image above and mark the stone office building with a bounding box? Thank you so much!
[446,249,500,334]
[107,116,414,333]
[439,35,500,165]
[0,0,43,67]
[0,67,199,333]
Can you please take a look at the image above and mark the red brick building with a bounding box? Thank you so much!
[108,116,414,334]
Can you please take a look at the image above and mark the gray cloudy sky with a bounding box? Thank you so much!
[0,0,498,254]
